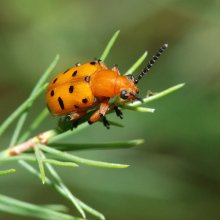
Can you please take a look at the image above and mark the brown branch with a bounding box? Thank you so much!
[7,130,57,156]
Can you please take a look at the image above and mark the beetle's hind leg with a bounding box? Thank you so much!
[102,116,110,129]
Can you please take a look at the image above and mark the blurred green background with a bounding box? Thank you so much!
[1,0,220,220]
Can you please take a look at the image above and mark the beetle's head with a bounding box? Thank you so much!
[118,43,169,102]
[117,74,142,102]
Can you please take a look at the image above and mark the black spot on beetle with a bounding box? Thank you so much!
[75,63,81,67]
[53,78,58,84]
[82,98,88,104]
[58,97,64,110]
[50,90,54,96]
[84,76,90,82]
[90,61,96,65]
[63,68,70,74]
[69,85,74,93]
[74,105,79,109]
[72,70,77,77]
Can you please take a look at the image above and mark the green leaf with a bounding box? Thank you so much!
[48,139,144,151]
[9,114,27,146]
[19,160,105,220]
[0,154,36,163]
[124,51,148,75]
[43,159,78,167]
[19,160,85,219]
[0,169,16,176]
[100,30,120,61]
[127,83,185,107]
[0,194,82,220]
[0,83,48,137]
[122,106,155,113]
[76,200,105,220]
[44,159,86,219]
[34,146,46,184]
[41,204,69,212]
[40,145,129,168]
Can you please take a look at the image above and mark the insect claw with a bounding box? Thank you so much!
[103,116,110,129]
[71,120,79,130]
[114,106,123,119]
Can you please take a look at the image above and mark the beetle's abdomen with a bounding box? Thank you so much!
[46,81,95,116]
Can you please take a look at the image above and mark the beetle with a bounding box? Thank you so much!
[46,44,168,128]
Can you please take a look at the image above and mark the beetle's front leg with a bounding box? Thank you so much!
[114,106,123,119]
[88,98,110,127]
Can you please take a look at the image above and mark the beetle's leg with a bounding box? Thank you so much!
[102,116,110,129]
[89,112,110,129]
[69,111,87,120]
[69,111,87,129]
[88,99,110,125]
[114,106,123,119]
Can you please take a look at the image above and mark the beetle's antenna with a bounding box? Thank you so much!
[134,44,168,84]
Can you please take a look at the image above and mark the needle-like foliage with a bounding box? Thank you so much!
[0,31,184,220]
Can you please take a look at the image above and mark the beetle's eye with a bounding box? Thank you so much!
[126,74,134,81]
[120,90,129,100]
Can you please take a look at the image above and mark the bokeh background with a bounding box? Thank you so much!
[1,1,220,220]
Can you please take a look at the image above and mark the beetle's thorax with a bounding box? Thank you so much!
[90,70,139,101]
[90,70,119,99]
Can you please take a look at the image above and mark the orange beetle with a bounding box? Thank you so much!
[46,44,168,128]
